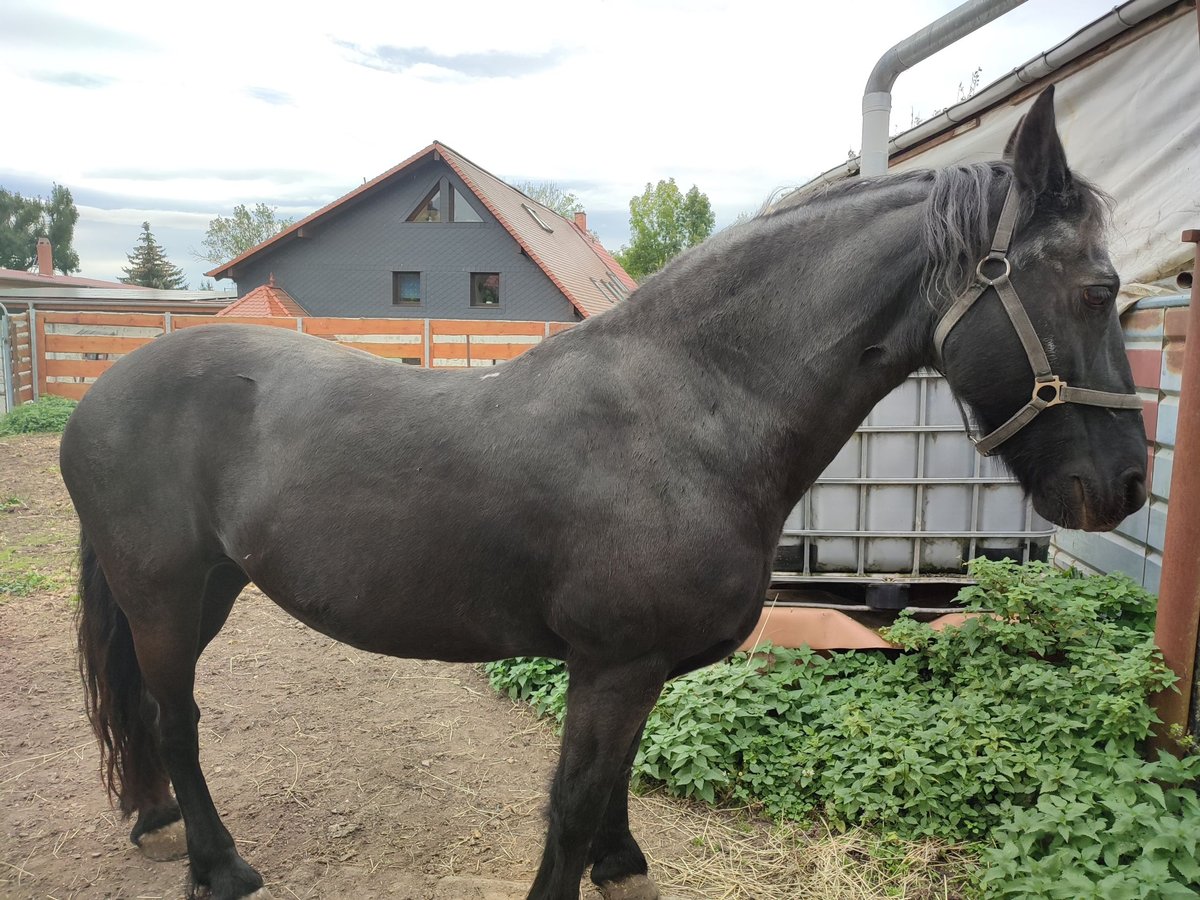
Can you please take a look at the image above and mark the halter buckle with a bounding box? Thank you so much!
[1033,376,1067,407]
[975,254,1011,286]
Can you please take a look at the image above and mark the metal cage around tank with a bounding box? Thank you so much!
[774,369,1052,585]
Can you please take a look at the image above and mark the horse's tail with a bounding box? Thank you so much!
[76,528,167,817]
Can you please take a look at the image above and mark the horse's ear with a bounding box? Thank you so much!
[1002,115,1025,161]
[1008,85,1072,199]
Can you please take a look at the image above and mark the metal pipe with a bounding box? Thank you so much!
[860,0,1029,176]
[1152,228,1200,750]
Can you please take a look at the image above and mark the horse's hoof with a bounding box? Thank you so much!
[191,887,273,900]
[135,818,188,861]
[597,875,661,900]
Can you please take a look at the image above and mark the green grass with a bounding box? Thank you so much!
[0,395,77,435]
[0,550,57,597]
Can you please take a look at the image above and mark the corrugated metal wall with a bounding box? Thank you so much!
[1052,294,1191,592]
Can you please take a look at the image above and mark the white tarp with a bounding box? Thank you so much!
[889,10,1199,291]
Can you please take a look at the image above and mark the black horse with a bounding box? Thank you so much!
[61,86,1145,899]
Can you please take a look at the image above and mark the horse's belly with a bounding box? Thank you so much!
[247,571,565,664]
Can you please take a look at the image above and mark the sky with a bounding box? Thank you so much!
[0,0,1127,289]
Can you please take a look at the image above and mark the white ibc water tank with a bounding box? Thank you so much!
[776,370,1052,581]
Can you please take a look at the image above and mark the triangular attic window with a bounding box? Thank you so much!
[409,186,442,222]
[408,182,484,223]
[453,188,482,223]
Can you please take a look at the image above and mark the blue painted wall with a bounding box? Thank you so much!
[230,158,579,323]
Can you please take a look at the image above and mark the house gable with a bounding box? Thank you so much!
[208,141,636,321]
[229,156,579,322]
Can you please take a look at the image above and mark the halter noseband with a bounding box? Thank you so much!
[932,182,1142,457]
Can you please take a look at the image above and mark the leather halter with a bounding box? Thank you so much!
[933,182,1142,457]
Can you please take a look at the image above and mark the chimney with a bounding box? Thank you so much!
[36,237,53,276]
[574,211,587,233]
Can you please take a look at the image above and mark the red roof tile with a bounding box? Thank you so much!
[205,142,637,318]
[215,274,308,317]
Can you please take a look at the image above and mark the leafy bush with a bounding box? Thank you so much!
[486,560,1200,897]
[0,396,77,435]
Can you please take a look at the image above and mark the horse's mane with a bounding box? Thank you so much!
[762,162,1110,304]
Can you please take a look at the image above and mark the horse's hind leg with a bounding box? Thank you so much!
[130,564,250,864]
[132,610,264,898]
[78,535,262,899]
[588,720,659,900]
[527,657,666,900]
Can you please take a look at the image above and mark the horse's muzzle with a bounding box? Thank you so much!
[1046,466,1147,532]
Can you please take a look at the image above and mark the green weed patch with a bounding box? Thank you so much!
[0,396,77,435]
[486,560,1200,897]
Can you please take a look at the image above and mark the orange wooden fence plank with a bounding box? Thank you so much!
[547,323,575,335]
[337,342,425,359]
[430,320,547,336]
[43,382,90,401]
[173,315,298,330]
[40,311,166,328]
[43,335,153,355]
[304,318,424,336]
[44,359,113,378]
[431,342,538,361]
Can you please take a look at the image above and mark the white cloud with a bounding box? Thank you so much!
[1,0,1121,279]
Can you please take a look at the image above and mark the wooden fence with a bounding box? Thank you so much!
[8,312,34,405]
[12,311,576,401]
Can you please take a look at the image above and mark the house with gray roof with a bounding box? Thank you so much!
[206,142,636,322]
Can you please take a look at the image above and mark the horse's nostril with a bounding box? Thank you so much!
[1121,468,1147,511]
[1071,476,1087,511]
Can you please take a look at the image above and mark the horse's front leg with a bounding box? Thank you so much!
[527,656,667,900]
[588,720,660,900]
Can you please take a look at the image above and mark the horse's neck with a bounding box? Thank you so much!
[617,190,937,517]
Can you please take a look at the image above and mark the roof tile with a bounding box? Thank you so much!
[215,275,308,317]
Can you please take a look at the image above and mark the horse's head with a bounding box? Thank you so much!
[937,86,1147,532]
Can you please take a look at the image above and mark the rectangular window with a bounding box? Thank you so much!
[470,272,500,307]
[393,271,421,305]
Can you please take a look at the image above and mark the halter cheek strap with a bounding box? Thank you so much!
[933,183,1142,457]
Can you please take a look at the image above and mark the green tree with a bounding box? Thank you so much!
[195,203,294,266]
[512,181,584,218]
[120,222,188,289]
[615,179,715,280]
[0,183,81,273]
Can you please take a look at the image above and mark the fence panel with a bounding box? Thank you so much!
[302,318,426,366]
[20,312,575,401]
[429,319,547,368]
[10,313,33,403]
[38,311,166,399]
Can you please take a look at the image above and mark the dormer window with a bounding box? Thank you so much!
[408,178,484,223]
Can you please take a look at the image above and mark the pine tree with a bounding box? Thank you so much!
[120,221,188,289]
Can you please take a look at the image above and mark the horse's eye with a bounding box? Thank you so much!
[1082,285,1114,309]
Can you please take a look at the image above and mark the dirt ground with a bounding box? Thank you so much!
[1,433,971,900]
